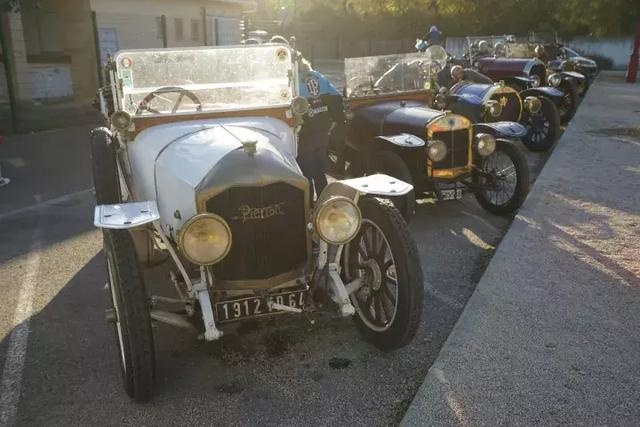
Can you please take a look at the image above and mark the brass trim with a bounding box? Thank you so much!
[426,112,473,178]
[487,85,523,121]
[431,165,472,179]
[178,213,232,266]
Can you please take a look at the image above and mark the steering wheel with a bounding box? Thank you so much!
[135,86,202,115]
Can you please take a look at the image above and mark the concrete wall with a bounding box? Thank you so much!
[569,37,634,69]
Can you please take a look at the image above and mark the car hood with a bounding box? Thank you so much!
[126,117,298,236]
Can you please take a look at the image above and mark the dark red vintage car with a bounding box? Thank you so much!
[466,35,578,124]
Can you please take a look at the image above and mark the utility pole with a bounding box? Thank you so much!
[626,20,640,83]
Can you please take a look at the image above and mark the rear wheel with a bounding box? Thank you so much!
[558,80,578,124]
[473,139,530,215]
[521,97,561,152]
[104,229,155,402]
[344,198,424,350]
[369,151,416,222]
[90,128,120,204]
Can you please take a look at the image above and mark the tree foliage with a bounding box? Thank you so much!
[262,0,640,38]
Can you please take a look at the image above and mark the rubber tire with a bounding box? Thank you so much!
[522,97,561,152]
[369,151,416,223]
[473,139,530,215]
[90,128,120,204]
[104,229,155,402]
[577,77,590,98]
[348,197,424,351]
[558,80,578,125]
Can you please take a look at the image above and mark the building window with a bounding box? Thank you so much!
[175,18,184,41]
[191,19,201,42]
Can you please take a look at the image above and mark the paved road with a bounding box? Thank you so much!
[0,99,550,425]
[402,71,640,426]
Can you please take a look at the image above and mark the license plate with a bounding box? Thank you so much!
[439,188,463,201]
[215,290,306,323]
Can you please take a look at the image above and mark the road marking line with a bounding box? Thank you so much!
[0,222,43,427]
[0,189,92,221]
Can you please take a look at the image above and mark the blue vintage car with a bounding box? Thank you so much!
[419,45,561,152]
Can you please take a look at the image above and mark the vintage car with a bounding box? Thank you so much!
[329,51,530,220]
[466,35,578,125]
[424,45,561,152]
[529,32,598,83]
[92,44,425,401]
[504,39,588,120]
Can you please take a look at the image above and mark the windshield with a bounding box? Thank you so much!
[344,51,441,98]
[114,45,294,116]
[506,42,536,58]
[466,35,513,58]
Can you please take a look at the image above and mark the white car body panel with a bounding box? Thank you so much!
[126,117,297,237]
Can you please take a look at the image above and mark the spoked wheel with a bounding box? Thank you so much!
[522,97,560,152]
[104,229,155,402]
[344,198,423,350]
[558,81,578,124]
[473,139,530,215]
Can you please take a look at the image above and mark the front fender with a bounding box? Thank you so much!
[561,71,586,82]
[316,174,413,207]
[520,86,564,102]
[473,122,527,139]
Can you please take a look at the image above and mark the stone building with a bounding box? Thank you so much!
[0,0,254,131]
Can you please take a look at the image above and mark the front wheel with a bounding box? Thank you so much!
[558,80,578,124]
[473,139,530,215]
[344,198,424,351]
[104,229,155,402]
[521,97,561,152]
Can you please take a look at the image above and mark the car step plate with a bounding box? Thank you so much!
[215,290,306,323]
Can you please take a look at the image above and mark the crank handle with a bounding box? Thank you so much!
[268,301,303,313]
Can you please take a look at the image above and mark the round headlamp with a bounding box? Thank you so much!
[291,96,310,115]
[548,73,562,87]
[315,197,361,244]
[484,100,503,118]
[475,133,496,157]
[524,96,542,114]
[179,214,232,265]
[427,140,448,162]
[530,75,541,88]
[111,111,132,131]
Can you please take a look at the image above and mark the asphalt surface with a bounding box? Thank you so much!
[0,73,551,426]
[402,72,640,425]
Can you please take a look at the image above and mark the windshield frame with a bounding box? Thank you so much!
[112,44,298,119]
[344,51,439,99]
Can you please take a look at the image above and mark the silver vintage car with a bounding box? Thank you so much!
[92,44,424,401]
